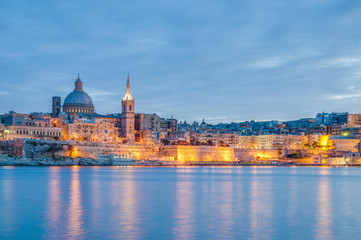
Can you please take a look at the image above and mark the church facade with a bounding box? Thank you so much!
[52,74,137,143]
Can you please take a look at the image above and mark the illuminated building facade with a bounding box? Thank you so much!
[0,125,62,140]
[62,117,119,143]
[120,75,135,142]
[238,134,307,150]
[190,132,239,147]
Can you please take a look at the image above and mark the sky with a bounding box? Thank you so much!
[1,0,361,123]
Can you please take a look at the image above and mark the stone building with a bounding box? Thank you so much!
[61,117,119,143]
[0,124,62,140]
[162,116,178,137]
[346,114,361,128]
[238,134,307,150]
[190,132,239,147]
[135,113,161,143]
[0,111,52,127]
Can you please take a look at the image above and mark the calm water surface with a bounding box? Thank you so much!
[1,166,361,240]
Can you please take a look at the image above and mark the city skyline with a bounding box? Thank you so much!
[1,1,361,122]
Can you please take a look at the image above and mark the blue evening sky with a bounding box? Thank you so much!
[1,0,361,123]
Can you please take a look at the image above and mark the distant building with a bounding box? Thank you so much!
[135,113,161,143]
[238,134,307,150]
[313,112,361,128]
[159,116,178,137]
[190,132,239,147]
[346,114,361,128]
[0,112,51,127]
[1,112,30,125]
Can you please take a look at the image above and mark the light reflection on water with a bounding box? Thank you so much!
[174,169,195,240]
[249,168,274,240]
[44,167,61,239]
[1,166,361,239]
[111,168,140,239]
[316,168,332,239]
[67,167,85,239]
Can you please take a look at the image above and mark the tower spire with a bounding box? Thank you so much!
[123,74,133,101]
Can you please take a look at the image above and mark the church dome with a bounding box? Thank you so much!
[63,74,95,114]
[64,90,94,106]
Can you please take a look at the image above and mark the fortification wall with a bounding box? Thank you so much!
[75,143,157,160]
[164,146,235,163]
[234,149,284,161]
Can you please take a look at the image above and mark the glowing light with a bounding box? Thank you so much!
[254,153,272,160]
[70,147,79,158]
[320,135,329,146]
[318,135,333,150]
[176,146,235,163]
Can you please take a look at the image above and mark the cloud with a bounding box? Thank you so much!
[248,57,289,69]
[87,89,118,97]
[0,91,11,96]
[1,0,361,122]
[330,92,361,100]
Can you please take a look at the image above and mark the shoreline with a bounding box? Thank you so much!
[0,163,356,167]
[1,156,357,167]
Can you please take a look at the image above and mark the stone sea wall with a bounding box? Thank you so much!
[0,139,314,166]
[163,146,236,163]
[74,142,158,160]
[0,155,76,166]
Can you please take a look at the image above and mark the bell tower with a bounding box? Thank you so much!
[121,74,135,142]
[52,96,61,117]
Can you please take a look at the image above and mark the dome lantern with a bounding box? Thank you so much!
[75,73,83,91]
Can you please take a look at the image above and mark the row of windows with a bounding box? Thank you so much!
[15,130,61,136]
[67,108,93,113]
[25,123,48,127]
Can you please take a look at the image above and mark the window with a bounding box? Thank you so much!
[130,105,132,111]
